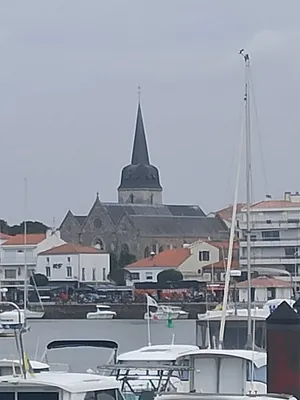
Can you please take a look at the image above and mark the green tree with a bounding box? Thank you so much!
[157,269,183,283]
[108,249,136,285]
[30,273,49,287]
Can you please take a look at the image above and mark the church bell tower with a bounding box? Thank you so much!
[118,100,163,205]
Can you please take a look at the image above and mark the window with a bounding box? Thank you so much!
[199,251,210,261]
[102,268,106,281]
[92,268,96,281]
[144,246,150,258]
[46,257,50,263]
[247,363,266,384]
[261,230,280,241]
[130,194,134,203]
[45,266,51,277]
[131,272,140,280]
[285,247,298,257]
[17,393,59,400]
[4,269,16,279]
[146,272,153,280]
[67,257,71,263]
[66,266,72,278]
[82,267,86,281]
[84,388,120,400]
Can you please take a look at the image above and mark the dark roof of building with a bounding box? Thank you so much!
[130,215,227,238]
[72,203,206,226]
[118,102,162,191]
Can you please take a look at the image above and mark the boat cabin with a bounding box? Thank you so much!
[0,360,50,376]
[0,372,123,400]
[176,349,267,394]
[99,345,199,397]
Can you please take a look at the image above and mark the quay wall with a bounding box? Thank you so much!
[42,303,209,319]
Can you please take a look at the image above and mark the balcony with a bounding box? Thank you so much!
[240,256,300,265]
[0,257,36,266]
[239,239,300,247]
[238,219,300,230]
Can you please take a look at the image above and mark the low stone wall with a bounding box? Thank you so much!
[43,303,208,319]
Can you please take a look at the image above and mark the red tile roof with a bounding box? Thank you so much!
[126,248,191,269]
[39,243,103,255]
[236,276,292,288]
[204,240,238,249]
[247,200,300,210]
[0,233,12,240]
[203,260,239,270]
[216,203,246,221]
[3,233,46,245]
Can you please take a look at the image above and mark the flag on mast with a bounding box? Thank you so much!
[146,294,158,309]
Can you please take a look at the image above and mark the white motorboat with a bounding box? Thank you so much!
[0,301,124,400]
[98,344,199,395]
[197,299,295,321]
[170,306,189,319]
[144,305,180,320]
[86,304,117,320]
[0,371,123,400]
[0,358,50,375]
[156,394,297,400]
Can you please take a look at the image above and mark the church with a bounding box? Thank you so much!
[59,101,228,258]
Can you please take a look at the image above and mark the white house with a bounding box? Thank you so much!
[0,230,65,286]
[238,192,300,290]
[236,276,293,303]
[124,240,239,285]
[37,243,110,284]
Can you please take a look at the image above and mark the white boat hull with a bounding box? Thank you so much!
[86,311,116,320]
[177,312,189,319]
[25,310,45,319]
[144,311,180,320]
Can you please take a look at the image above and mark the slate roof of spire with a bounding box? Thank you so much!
[131,103,150,165]
[118,102,162,190]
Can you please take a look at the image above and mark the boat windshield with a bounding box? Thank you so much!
[84,388,124,400]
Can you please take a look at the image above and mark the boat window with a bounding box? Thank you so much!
[246,363,267,384]
[84,388,122,400]
[0,393,14,400]
[17,393,59,400]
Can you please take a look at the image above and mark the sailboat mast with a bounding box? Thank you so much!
[241,51,252,341]
[23,178,28,320]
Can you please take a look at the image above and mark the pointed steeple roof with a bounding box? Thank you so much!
[118,99,162,193]
[131,103,150,165]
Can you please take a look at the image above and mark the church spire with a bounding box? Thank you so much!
[131,100,150,165]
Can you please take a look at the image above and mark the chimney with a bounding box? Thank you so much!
[267,301,300,398]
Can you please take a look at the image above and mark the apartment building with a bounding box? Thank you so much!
[238,192,300,286]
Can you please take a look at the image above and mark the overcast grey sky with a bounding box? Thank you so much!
[0,1,299,225]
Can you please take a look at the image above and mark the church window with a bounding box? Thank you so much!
[130,194,134,203]
[150,194,154,204]
[144,246,150,258]
[158,246,164,253]
[121,244,129,253]
[94,218,102,228]
[93,237,105,251]
[151,244,157,254]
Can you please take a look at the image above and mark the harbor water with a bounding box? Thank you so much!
[0,319,196,372]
